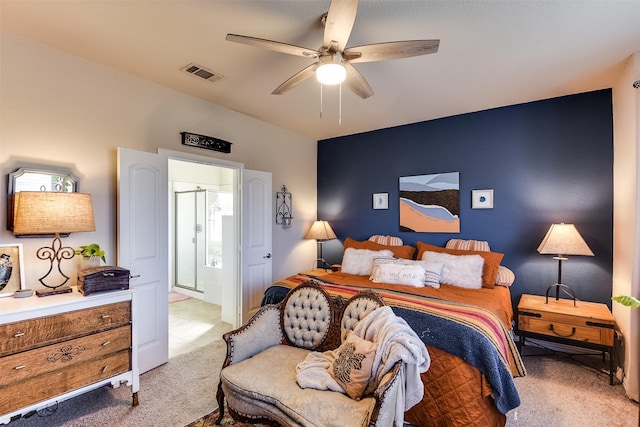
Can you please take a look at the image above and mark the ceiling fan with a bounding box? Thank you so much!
[226,0,439,99]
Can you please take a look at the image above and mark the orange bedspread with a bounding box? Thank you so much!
[306,271,514,327]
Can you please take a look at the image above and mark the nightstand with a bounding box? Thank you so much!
[517,294,616,385]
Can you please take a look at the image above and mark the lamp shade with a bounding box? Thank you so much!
[537,223,594,257]
[13,191,96,235]
[304,220,337,241]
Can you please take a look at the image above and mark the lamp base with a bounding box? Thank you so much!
[313,258,332,271]
[36,286,73,297]
[545,283,576,306]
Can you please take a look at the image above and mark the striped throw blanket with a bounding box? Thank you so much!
[265,273,525,414]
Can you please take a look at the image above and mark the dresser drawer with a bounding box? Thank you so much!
[0,325,131,388]
[0,301,131,356]
[0,349,130,414]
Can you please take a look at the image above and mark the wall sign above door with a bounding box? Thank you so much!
[181,132,232,154]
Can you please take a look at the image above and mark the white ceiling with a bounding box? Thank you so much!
[2,1,639,141]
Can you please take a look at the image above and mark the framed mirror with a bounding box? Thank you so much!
[7,167,79,231]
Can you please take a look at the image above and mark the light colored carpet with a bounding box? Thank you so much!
[506,350,637,427]
[6,341,638,426]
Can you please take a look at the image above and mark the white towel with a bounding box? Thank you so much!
[296,306,429,427]
[352,306,430,426]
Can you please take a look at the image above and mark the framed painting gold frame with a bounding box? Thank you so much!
[0,243,26,297]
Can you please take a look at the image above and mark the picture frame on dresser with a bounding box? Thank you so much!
[0,243,25,297]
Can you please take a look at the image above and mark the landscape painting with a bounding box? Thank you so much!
[399,172,460,233]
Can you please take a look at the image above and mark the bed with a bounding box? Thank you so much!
[262,237,525,427]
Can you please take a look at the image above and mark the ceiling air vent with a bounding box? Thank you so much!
[181,63,223,84]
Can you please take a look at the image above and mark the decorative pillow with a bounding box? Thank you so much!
[446,239,491,252]
[341,247,394,276]
[344,237,416,260]
[371,258,443,288]
[416,242,503,288]
[495,265,516,287]
[370,263,426,287]
[368,235,404,246]
[330,333,377,400]
[421,251,484,289]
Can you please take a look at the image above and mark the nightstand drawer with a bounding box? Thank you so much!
[520,317,606,344]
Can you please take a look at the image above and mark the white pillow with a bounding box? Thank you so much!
[341,247,394,276]
[421,251,484,289]
[371,258,443,288]
[370,263,426,287]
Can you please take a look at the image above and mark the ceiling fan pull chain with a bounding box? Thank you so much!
[339,83,342,125]
[320,84,323,119]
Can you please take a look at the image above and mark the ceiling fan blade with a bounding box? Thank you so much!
[323,0,359,50]
[272,63,319,95]
[344,40,440,63]
[226,34,319,58]
[344,63,373,99]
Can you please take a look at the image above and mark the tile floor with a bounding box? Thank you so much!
[168,296,233,358]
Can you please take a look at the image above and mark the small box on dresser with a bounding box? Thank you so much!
[77,266,130,296]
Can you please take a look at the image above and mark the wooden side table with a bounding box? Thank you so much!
[517,294,616,385]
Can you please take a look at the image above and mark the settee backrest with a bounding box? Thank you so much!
[340,289,385,342]
[280,281,336,350]
[279,281,385,352]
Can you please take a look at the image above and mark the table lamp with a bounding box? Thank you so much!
[13,191,96,296]
[304,220,337,270]
[537,223,594,303]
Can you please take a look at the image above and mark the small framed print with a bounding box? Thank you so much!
[472,189,494,209]
[373,193,389,210]
[0,243,26,297]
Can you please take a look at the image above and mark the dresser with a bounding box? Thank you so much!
[0,287,138,424]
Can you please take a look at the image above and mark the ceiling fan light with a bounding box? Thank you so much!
[316,63,346,85]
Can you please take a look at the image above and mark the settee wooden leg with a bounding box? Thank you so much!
[215,382,225,425]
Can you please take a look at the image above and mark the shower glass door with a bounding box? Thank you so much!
[175,190,206,292]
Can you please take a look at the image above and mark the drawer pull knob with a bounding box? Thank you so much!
[101,314,111,319]
[48,345,85,363]
[518,311,541,318]
[13,332,25,338]
[102,366,108,373]
[14,365,25,370]
[102,272,115,277]
[549,324,576,338]
[102,341,111,346]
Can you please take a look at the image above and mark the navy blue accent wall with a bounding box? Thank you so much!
[317,90,613,307]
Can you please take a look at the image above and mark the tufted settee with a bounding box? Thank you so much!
[216,281,403,426]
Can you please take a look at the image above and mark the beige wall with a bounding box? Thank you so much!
[0,33,317,288]
[612,51,640,401]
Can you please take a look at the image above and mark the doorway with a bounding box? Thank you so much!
[168,158,237,357]
[118,147,272,371]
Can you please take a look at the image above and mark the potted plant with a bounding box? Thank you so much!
[612,295,640,309]
[76,243,106,269]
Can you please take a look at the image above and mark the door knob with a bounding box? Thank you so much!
[263,253,272,259]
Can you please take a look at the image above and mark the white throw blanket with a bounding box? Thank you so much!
[296,306,430,426]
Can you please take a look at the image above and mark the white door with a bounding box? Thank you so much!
[241,169,272,323]
[117,147,169,374]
